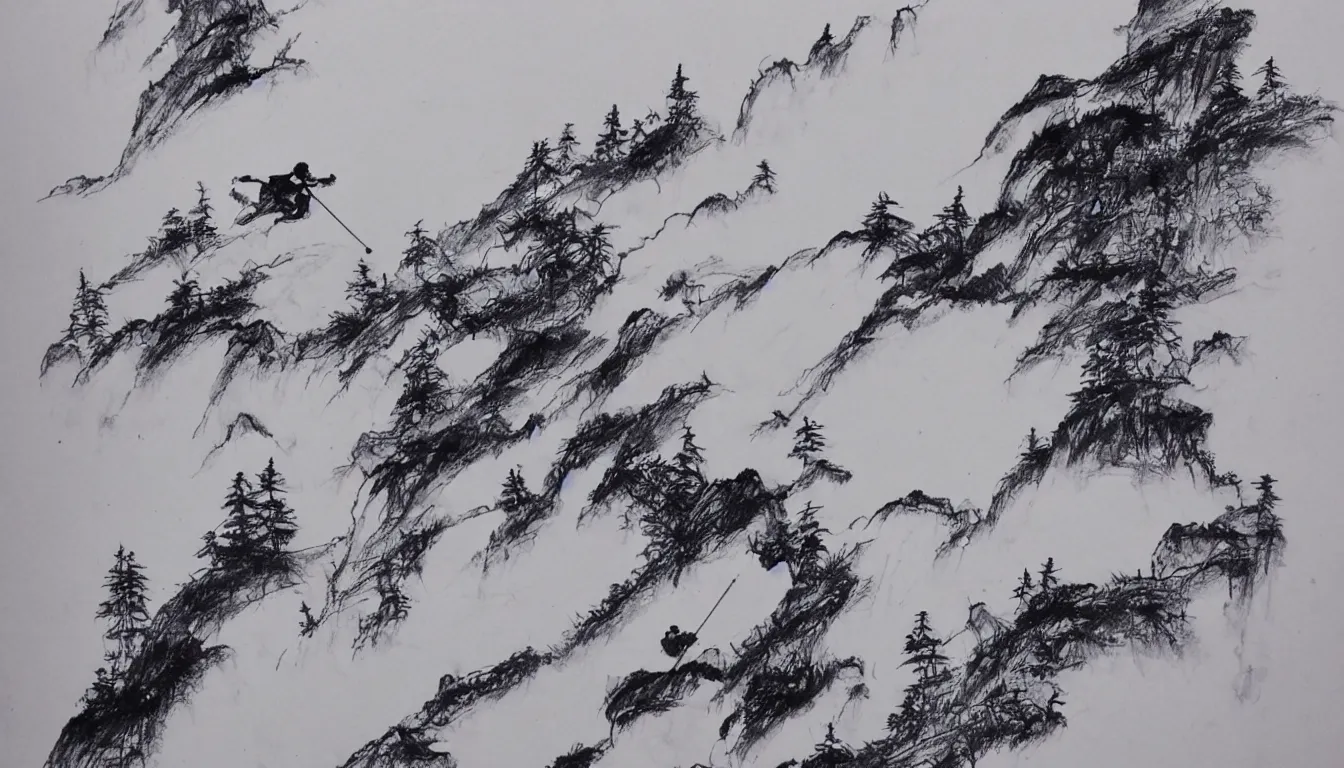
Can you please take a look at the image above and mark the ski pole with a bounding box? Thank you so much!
[309,191,373,254]
[669,576,738,672]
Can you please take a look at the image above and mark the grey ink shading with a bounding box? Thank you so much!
[771,476,1285,768]
[840,3,1333,559]
[735,7,928,142]
[47,458,320,768]
[47,1,305,198]
[197,412,289,471]
[39,2,1335,768]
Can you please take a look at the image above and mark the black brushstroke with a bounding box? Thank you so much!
[602,650,725,733]
[50,458,317,768]
[49,2,305,197]
[720,515,870,754]
[734,15,881,141]
[773,476,1285,768]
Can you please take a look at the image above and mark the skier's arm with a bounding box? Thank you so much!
[236,175,264,184]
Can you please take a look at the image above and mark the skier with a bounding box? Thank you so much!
[661,625,698,658]
[235,162,336,223]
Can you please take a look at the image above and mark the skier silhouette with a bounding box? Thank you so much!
[235,162,336,224]
[661,625,698,658]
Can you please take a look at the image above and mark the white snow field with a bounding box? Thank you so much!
[2,1,1342,768]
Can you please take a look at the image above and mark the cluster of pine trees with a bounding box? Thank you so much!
[81,546,152,768]
[195,458,300,571]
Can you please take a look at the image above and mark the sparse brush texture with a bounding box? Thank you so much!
[41,3,1333,768]
[49,2,304,197]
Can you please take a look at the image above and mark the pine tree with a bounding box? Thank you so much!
[887,610,951,743]
[393,327,450,429]
[752,160,777,194]
[555,123,582,173]
[666,64,700,126]
[1011,568,1035,610]
[96,546,151,670]
[579,223,616,277]
[1254,57,1285,98]
[1251,474,1283,572]
[166,278,199,316]
[860,192,914,259]
[520,139,560,196]
[1037,557,1059,594]
[594,104,629,160]
[213,471,264,568]
[804,722,854,766]
[187,182,221,251]
[346,259,379,308]
[400,220,440,272]
[255,458,299,554]
[68,270,110,347]
[790,417,827,463]
[158,206,191,252]
[81,665,120,708]
[793,502,830,575]
[1024,427,1042,454]
[672,425,705,477]
[1208,58,1249,117]
[499,467,534,514]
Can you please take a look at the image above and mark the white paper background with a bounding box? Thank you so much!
[2,1,1341,766]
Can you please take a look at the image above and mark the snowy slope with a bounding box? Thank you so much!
[2,2,1343,768]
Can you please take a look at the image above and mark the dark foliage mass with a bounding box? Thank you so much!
[48,458,313,768]
[793,0,1332,558]
[44,2,1330,767]
[770,475,1286,768]
[49,1,304,197]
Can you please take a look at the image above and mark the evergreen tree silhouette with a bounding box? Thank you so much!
[157,206,190,252]
[789,417,827,463]
[887,610,951,744]
[802,722,854,766]
[67,270,110,347]
[860,192,914,260]
[393,327,450,430]
[165,278,201,319]
[520,139,560,197]
[400,220,440,273]
[1254,57,1285,98]
[1251,474,1283,571]
[671,425,705,477]
[346,259,379,308]
[555,123,582,173]
[1037,557,1059,595]
[579,222,616,277]
[187,182,221,251]
[793,502,829,577]
[212,471,263,568]
[499,467,535,514]
[96,546,151,672]
[1011,568,1035,610]
[666,64,700,126]
[1208,59,1250,117]
[752,160,777,194]
[595,104,629,160]
[255,457,298,554]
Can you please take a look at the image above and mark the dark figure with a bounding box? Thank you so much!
[236,162,336,223]
[661,625,698,658]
